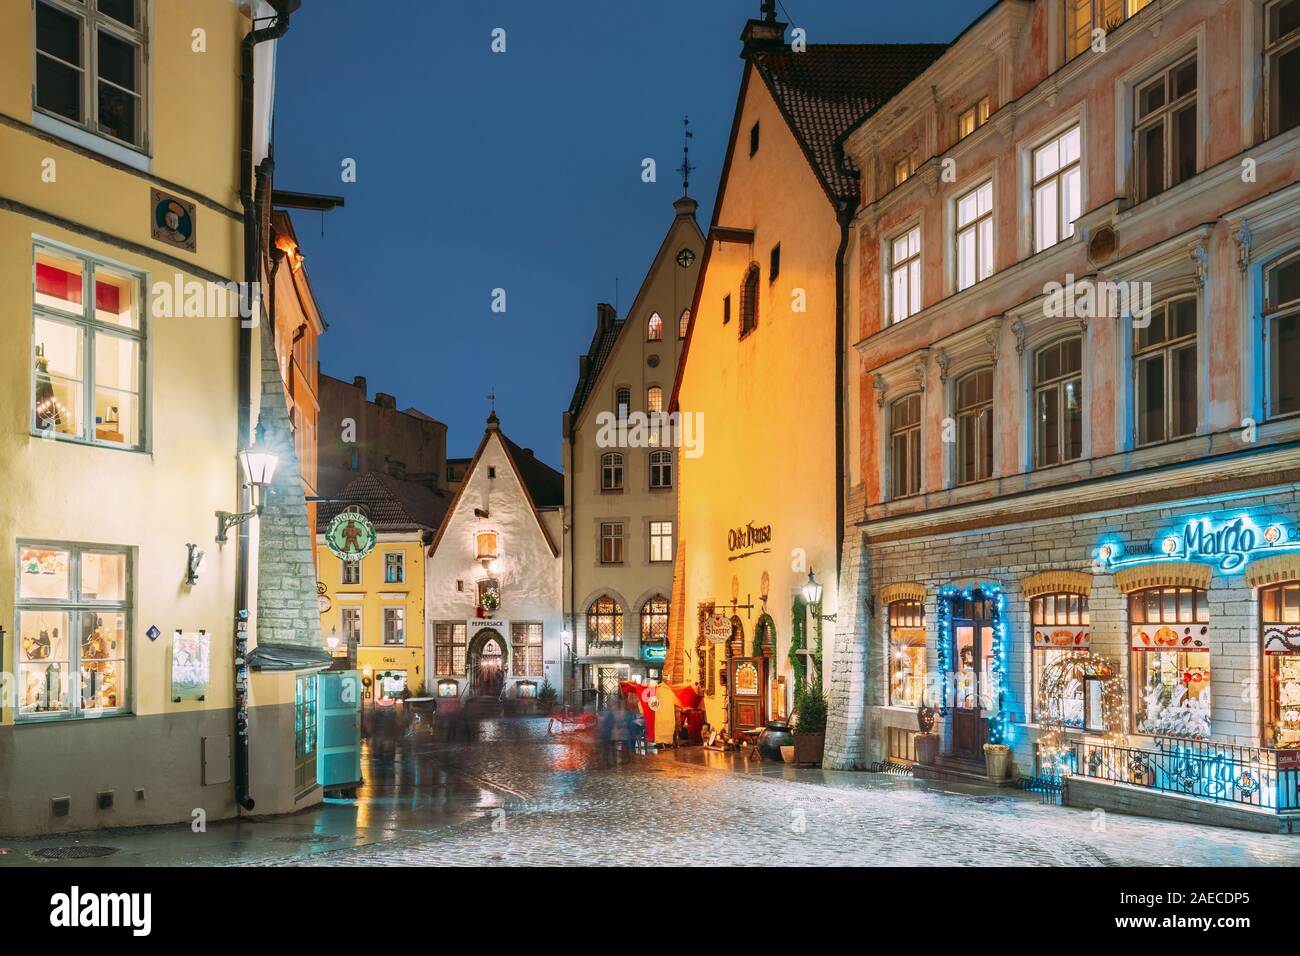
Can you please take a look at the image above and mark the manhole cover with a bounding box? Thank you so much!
[30,845,118,860]
[272,834,340,845]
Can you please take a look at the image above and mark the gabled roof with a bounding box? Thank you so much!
[426,418,562,560]
[567,309,624,421]
[316,471,453,535]
[751,43,949,205]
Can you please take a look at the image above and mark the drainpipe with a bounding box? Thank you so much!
[235,0,297,814]
[567,414,578,704]
[833,203,851,592]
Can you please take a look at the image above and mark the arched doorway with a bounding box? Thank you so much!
[468,629,507,698]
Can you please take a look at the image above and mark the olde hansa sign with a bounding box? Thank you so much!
[727,521,771,555]
[1099,514,1296,575]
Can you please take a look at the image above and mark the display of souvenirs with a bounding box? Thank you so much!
[1272,656,1300,749]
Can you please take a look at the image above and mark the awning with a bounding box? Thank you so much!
[247,642,333,671]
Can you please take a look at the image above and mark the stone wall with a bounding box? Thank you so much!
[824,527,870,769]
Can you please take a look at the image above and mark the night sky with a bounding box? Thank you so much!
[273,0,994,464]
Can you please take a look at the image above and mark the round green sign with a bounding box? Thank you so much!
[326,510,377,561]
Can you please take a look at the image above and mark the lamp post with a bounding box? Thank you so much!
[215,432,279,543]
[802,567,836,623]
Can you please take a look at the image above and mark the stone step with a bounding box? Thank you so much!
[913,759,1017,787]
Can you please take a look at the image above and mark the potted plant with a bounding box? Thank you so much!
[915,704,939,766]
[792,678,828,766]
[780,743,796,764]
[983,742,1011,780]
[537,678,558,710]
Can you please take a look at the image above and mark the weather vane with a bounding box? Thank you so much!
[487,387,496,415]
[677,115,695,197]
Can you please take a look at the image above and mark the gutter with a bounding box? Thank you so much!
[235,0,297,815]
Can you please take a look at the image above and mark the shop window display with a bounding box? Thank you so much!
[1261,581,1300,749]
[887,600,926,707]
[1031,591,1090,725]
[1129,585,1210,739]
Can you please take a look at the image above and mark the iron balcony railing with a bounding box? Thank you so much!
[1047,736,1300,811]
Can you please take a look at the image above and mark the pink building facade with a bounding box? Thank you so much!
[830,0,1300,828]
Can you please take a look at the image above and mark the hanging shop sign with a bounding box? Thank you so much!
[325,509,377,561]
[1032,626,1090,649]
[1099,515,1294,574]
[702,613,732,644]
[727,521,772,557]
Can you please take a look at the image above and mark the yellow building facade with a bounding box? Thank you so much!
[0,0,310,835]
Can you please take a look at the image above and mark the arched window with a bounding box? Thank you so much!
[647,312,663,341]
[1135,294,1198,445]
[679,309,690,339]
[649,449,672,489]
[955,368,993,484]
[587,595,623,644]
[740,263,759,335]
[615,387,630,419]
[600,452,623,491]
[1033,336,1083,467]
[640,595,669,646]
[889,393,922,498]
[1129,585,1210,739]
[647,386,663,414]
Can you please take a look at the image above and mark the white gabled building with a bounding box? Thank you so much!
[424,412,566,706]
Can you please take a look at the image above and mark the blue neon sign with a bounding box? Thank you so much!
[1100,514,1296,574]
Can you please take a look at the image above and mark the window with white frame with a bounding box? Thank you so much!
[600,452,623,491]
[1267,0,1300,137]
[1031,592,1090,724]
[1066,0,1154,61]
[649,520,673,563]
[955,368,994,484]
[341,558,360,585]
[890,393,922,498]
[510,622,543,676]
[16,542,130,719]
[1267,248,1300,417]
[1032,126,1082,253]
[647,312,663,341]
[679,308,690,339]
[1034,336,1084,467]
[1134,295,1198,445]
[340,606,361,648]
[958,97,990,140]
[383,607,405,646]
[384,552,404,584]
[33,244,145,448]
[1134,54,1198,203]
[955,181,993,291]
[890,226,922,323]
[434,622,467,676]
[647,386,663,414]
[615,387,630,418]
[35,0,147,150]
[600,521,625,564]
[649,449,672,489]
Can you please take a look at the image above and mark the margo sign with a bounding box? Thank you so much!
[727,521,772,554]
[1100,515,1295,574]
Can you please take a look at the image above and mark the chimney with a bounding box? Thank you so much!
[522,448,534,459]
[596,302,616,331]
[740,0,786,57]
[352,375,367,396]
[375,392,396,410]
[578,355,588,378]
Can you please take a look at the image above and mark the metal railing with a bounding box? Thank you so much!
[1049,737,1300,811]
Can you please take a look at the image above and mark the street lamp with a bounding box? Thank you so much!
[802,567,837,623]
[215,432,279,543]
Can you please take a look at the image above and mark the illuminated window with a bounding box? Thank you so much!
[1134,295,1198,445]
[384,552,404,584]
[1034,336,1084,467]
[434,622,467,676]
[647,386,663,414]
[1066,0,1154,61]
[641,596,670,647]
[1030,592,1090,723]
[1129,585,1210,739]
[889,226,922,322]
[1134,54,1198,203]
[890,393,922,498]
[587,595,623,643]
[955,368,994,484]
[1267,0,1300,137]
[1262,581,1300,749]
[33,245,144,448]
[510,622,543,676]
[887,600,925,707]
[1032,125,1082,253]
[649,520,673,563]
[678,308,690,338]
[893,152,917,187]
[647,312,663,341]
[475,530,499,560]
[36,0,148,149]
[957,96,990,140]
[16,542,130,720]
[955,181,993,291]
[294,675,317,791]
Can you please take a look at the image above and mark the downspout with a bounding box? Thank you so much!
[235,0,296,814]
[567,415,577,704]
[833,203,852,588]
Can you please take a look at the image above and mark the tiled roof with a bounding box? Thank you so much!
[501,436,564,508]
[752,43,949,203]
[316,471,453,534]
[567,313,623,420]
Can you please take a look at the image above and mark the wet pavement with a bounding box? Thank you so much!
[5,716,1300,866]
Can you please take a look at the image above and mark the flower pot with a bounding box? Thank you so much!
[780,745,796,764]
[757,720,794,761]
[915,732,939,766]
[793,732,825,766]
[983,743,1011,781]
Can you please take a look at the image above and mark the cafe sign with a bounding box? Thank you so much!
[727,521,771,553]
[325,509,377,562]
[1100,514,1295,575]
